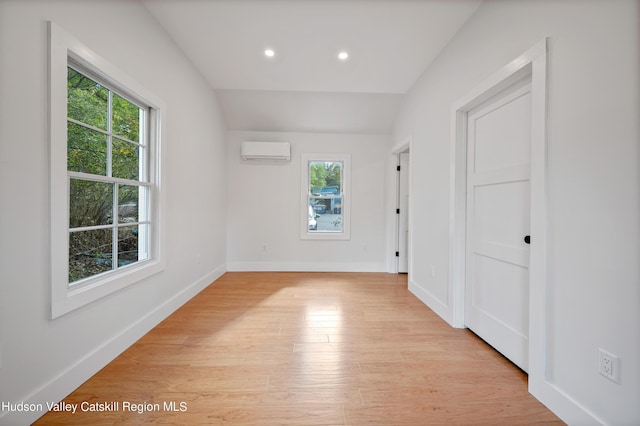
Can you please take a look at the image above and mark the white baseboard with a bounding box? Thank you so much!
[227,261,387,273]
[531,377,606,426]
[0,264,226,426]
[408,279,453,326]
[407,279,602,425]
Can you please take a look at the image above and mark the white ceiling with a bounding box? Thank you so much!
[143,0,481,134]
[215,89,404,134]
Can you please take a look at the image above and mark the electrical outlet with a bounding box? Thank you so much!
[599,348,620,383]
[196,253,201,264]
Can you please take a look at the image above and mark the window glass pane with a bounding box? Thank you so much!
[118,185,139,223]
[67,67,108,130]
[112,138,139,180]
[69,228,113,283]
[308,160,343,233]
[118,225,146,267]
[67,122,107,175]
[309,197,343,232]
[112,93,140,142]
[137,223,150,260]
[309,161,342,195]
[70,179,113,228]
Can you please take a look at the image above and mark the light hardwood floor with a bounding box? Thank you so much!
[36,272,563,425]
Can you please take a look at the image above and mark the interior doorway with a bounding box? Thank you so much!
[449,39,547,389]
[397,151,410,274]
[390,135,411,276]
[464,76,532,372]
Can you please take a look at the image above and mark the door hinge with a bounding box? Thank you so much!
[396,208,400,214]
[396,165,401,171]
[395,251,399,257]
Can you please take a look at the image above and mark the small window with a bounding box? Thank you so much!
[49,22,165,318]
[301,154,350,240]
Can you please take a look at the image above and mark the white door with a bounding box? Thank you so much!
[398,152,410,273]
[465,77,532,372]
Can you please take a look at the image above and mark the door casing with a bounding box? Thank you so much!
[398,152,410,273]
[389,136,411,274]
[449,39,548,394]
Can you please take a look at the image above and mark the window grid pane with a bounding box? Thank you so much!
[112,93,141,143]
[118,225,141,267]
[67,67,108,130]
[118,184,140,223]
[67,122,108,175]
[69,228,113,283]
[112,137,140,181]
[69,179,114,228]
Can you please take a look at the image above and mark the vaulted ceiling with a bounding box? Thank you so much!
[143,0,481,134]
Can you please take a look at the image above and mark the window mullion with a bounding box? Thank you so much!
[112,182,118,271]
[68,171,152,187]
[107,90,113,178]
[112,134,145,148]
[67,118,109,136]
[70,223,115,233]
[107,90,117,272]
[140,107,148,182]
[69,220,150,234]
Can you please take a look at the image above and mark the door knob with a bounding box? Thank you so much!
[524,235,531,244]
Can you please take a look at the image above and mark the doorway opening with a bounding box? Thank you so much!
[397,151,410,274]
[391,137,411,275]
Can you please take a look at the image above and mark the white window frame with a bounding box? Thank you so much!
[300,153,351,240]
[48,22,166,318]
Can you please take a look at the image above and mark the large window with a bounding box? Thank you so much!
[49,22,165,318]
[301,153,350,240]
[66,65,151,284]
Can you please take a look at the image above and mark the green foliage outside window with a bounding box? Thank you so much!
[309,161,342,194]
[67,66,145,283]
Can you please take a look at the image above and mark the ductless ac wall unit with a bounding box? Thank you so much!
[241,141,291,161]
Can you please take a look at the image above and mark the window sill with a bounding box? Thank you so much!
[51,259,164,319]
[300,231,351,240]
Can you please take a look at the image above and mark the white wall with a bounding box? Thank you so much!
[393,0,639,424]
[227,131,389,272]
[0,1,227,424]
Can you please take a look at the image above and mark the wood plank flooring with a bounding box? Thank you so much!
[35,272,563,425]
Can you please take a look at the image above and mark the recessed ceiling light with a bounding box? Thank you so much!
[338,51,349,61]
[264,49,275,58]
